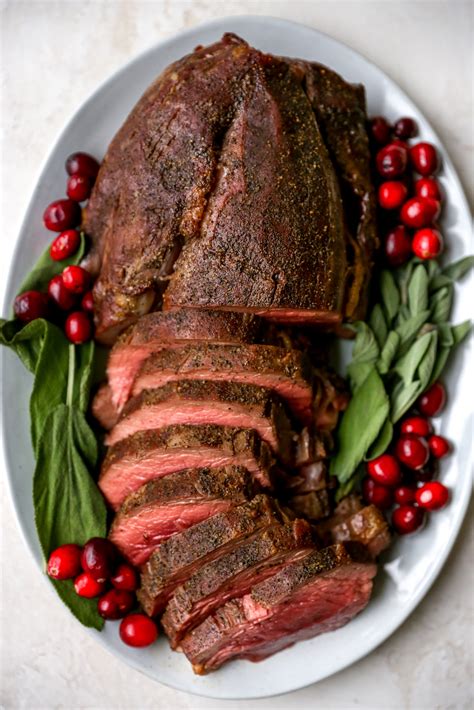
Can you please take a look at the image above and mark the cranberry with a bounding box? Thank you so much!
[412,228,443,260]
[394,117,417,139]
[47,544,82,580]
[65,311,92,344]
[67,174,92,202]
[14,290,49,323]
[98,589,135,620]
[400,416,432,438]
[417,382,446,417]
[48,275,77,311]
[400,197,437,228]
[111,563,138,592]
[367,454,402,487]
[410,142,438,176]
[428,434,451,459]
[81,290,94,313]
[378,181,408,210]
[369,116,391,145]
[49,229,80,261]
[424,197,441,222]
[362,477,394,510]
[119,614,158,647]
[394,485,417,505]
[415,177,442,202]
[415,481,449,511]
[81,537,118,582]
[43,199,81,232]
[384,225,412,267]
[66,152,100,181]
[62,265,89,294]
[376,143,408,178]
[392,505,425,535]
[395,436,430,470]
[74,572,106,598]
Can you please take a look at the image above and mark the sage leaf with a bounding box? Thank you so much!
[351,322,380,363]
[33,405,106,630]
[397,260,415,306]
[330,369,389,483]
[428,347,450,386]
[369,304,388,349]
[451,320,472,345]
[390,380,423,422]
[429,273,453,293]
[377,331,400,374]
[430,284,453,324]
[417,331,438,391]
[380,270,400,324]
[0,318,70,452]
[395,310,430,356]
[437,323,454,347]
[442,256,474,281]
[366,418,393,460]
[408,264,429,315]
[393,331,434,385]
[347,361,373,391]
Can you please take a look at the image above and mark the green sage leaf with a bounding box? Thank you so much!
[351,322,380,363]
[395,310,430,356]
[366,419,393,460]
[408,264,429,315]
[451,320,472,345]
[393,331,434,385]
[428,347,451,387]
[442,256,474,281]
[380,270,400,324]
[347,361,374,391]
[377,331,400,374]
[329,369,389,483]
[430,284,453,324]
[369,304,388,349]
[429,273,453,293]
[390,380,423,422]
[33,405,106,630]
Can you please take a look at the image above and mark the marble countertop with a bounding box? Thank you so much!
[1,2,472,708]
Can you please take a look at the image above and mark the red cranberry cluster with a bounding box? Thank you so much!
[369,116,443,265]
[47,537,158,648]
[362,381,450,535]
[13,152,99,344]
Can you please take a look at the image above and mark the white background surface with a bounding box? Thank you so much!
[1,2,473,708]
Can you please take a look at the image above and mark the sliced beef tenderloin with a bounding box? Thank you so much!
[105,381,293,464]
[92,383,119,430]
[182,543,376,673]
[138,494,283,615]
[109,466,256,567]
[99,425,274,510]
[130,343,314,425]
[161,519,314,648]
[316,503,391,558]
[107,310,262,411]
